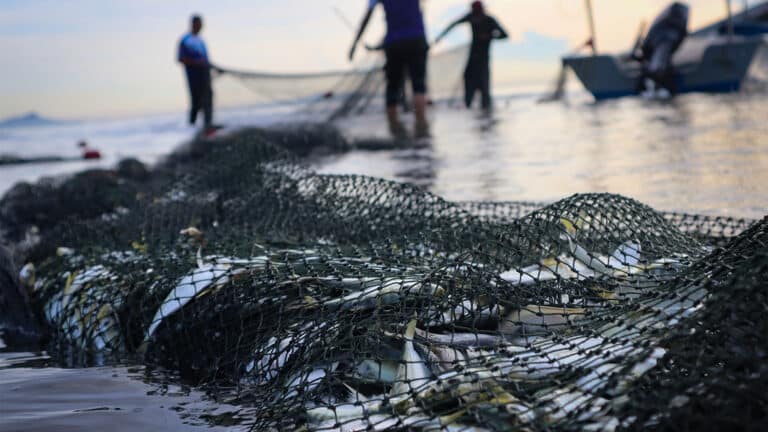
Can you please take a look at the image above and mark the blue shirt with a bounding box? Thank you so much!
[178,33,209,65]
[368,0,426,45]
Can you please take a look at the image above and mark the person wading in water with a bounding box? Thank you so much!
[349,0,431,139]
[435,1,508,110]
[178,15,221,135]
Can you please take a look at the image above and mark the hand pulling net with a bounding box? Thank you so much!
[6,124,764,431]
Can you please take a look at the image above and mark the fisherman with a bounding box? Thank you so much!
[435,1,509,110]
[349,0,430,138]
[639,2,689,95]
[178,15,219,133]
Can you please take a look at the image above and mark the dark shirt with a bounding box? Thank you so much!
[368,0,426,45]
[178,33,210,83]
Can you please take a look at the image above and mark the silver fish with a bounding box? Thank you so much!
[313,278,444,312]
[146,251,269,339]
[353,359,399,383]
[284,362,338,399]
[390,318,433,404]
[414,328,506,348]
[499,304,587,337]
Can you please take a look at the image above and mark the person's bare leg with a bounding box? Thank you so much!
[413,93,430,138]
[387,105,407,139]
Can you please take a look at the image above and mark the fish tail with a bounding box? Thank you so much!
[196,247,204,269]
[64,271,77,292]
[440,408,467,425]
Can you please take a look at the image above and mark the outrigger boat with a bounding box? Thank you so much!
[563,1,768,100]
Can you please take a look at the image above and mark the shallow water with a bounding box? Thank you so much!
[1,88,766,431]
[0,352,248,432]
[326,90,768,219]
[0,103,297,196]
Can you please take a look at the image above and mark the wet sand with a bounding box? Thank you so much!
[0,353,248,432]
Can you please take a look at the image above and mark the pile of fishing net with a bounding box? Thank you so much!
[5,125,766,431]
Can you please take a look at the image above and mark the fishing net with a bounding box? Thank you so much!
[5,125,765,431]
[213,45,469,122]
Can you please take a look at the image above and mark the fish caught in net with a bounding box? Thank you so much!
[4,125,764,431]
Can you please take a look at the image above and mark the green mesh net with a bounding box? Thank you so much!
[5,125,764,431]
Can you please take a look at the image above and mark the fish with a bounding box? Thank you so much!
[353,359,399,383]
[145,249,270,339]
[537,386,613,426]
[307,396,476,432]
[425,299,505,328]
[245,321,338,385]
[145,261,232,339]
[19,263,35,287]
[390,318,433,405]
[499,304,587,337]
[284,362,339,399]
[410,367,535,424]
[312,278,444,312]
[414,328,507,348]
[500,237,642,285]
[305,384,383,425]
[39,264,126,359]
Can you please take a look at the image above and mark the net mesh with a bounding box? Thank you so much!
[213,45,469,122]
[7,125,765,431]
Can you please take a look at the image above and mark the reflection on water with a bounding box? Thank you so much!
[324,91,768,219]
[0,352,248,432]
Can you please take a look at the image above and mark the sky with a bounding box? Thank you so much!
[0,0,734,119]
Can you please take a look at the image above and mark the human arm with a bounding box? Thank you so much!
[435,14,470,44]
[491,18,509,40]
[365,39,386,52]
[349,3,376,61]
[178,57,208,66]
[177,37,210,67]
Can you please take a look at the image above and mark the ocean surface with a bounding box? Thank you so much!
[325,89,767,219]
[1,87,767,430]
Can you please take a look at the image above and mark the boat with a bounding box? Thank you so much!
[563,2,768,100]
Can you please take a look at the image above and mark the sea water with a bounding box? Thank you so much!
[1,88,766,430]
[324,90,768,219]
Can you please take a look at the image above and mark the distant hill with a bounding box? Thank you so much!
[0,112,68,129]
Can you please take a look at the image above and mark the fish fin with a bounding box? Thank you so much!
[541,257,558,268]
[63,271,78,294]
[304,295,317,305]
[342,383,369,402]
[404,316,418,341]
[560,217,577,235]
[136,340,149,355]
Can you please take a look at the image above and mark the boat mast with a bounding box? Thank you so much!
[585,0,597,55]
